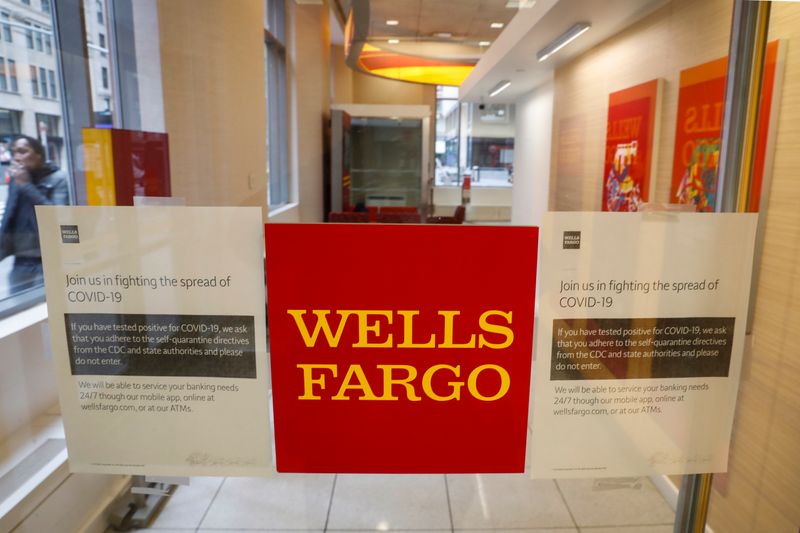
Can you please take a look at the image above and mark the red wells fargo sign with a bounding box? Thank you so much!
[265,224,538,473]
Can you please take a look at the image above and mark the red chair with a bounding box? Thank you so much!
[377,212,421,224]
[328,211,370,223]
[426,205,465,224]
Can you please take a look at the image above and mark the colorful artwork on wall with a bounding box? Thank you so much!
[602,79,662,212]
[670,40,784,212]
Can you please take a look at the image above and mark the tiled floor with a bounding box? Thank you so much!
[126,473,675,533]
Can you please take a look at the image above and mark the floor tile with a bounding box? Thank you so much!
[327,474,451,530]
[447,474,574,529]
[199,474,334,530]
[456,529,578,533]
[556,478,674,527]
[148,477,224,529]
[199,530,323,533]
[579,526,673,533]
[134,529,194,533]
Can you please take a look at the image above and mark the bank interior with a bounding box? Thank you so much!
[0,0,798,532]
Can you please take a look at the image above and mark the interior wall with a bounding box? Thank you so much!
[550,0,732,210]
[550,0,800,531]
[331,44,353,105]
[286,1,331,223]
[352,70,436,107]
[156,0,267,214]
[512,79,552,227]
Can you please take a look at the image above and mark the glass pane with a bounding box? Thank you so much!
[0,0,71,303]
[348,117,422,207]
[462,102,514,187]
[434,98,460,185]
[266,41,288,206]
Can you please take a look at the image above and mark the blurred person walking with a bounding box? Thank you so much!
[0,135,68,292]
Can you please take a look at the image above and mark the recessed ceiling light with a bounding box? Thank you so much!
[537,22,591,62]
[386,19,399,26]
[489,79,511,97]
[433,32,453,38]
[479,41,491,46]
[490,22,504,29]
[388,39,400,44]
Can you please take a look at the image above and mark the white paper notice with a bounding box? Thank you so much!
[36,206,271,476]
[531,212,757,478]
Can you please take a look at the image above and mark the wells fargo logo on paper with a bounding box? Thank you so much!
[265,224,538,473]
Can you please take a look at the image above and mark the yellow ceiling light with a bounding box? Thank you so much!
[344,1,476,87]
[357,46,475,86]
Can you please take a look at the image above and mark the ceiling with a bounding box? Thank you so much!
[367,0,520,45]
[332,0,667,95]
[333,0,526,62]
[459,0,667,102]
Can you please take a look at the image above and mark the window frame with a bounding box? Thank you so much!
[265,0,289,208]
[0,57,7,91]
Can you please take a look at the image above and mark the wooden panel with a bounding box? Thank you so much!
[551,1,800,531]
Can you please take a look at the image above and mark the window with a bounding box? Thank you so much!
[8,59,17,91]
[1,13,12,43]
[39,66,47,97]
[48,69,55,98]
[29,65,38,96]
[462,103,515,187]
[434,85,461,186]
[83,0,117,127]
[0,0,69,312]
[0,108,21,135]
[265,0,288,207]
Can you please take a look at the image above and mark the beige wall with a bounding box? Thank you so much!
[287,1,331,223]
[157,0,267,214]
[352,70,436,108]
[331,44,354,105]
[550,0,732,210]
[550,0,800,531]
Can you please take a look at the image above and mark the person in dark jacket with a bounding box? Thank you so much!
[0,135,69,292]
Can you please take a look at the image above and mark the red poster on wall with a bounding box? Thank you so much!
[670,40,783,212]
[265,224,538,473]
[602,79,662,212]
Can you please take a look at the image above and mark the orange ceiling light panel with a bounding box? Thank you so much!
[357,45,474,86]
[344,0,475,87]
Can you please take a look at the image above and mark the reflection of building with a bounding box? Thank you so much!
[0,0,63,165]
[0,0,112,174]
[83,0,114,126]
